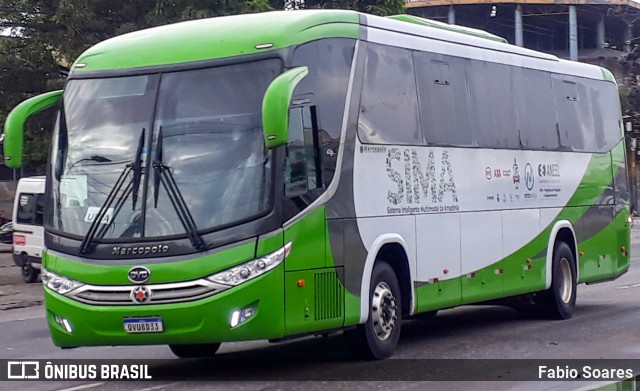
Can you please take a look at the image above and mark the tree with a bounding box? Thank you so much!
[619,49,640,115]
[304,0,404,16]
[0,33,61,175]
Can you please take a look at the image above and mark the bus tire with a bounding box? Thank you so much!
[539,241,577,320]
[169,343,221,358]
[21,255,38,284]
[350,261,402,360]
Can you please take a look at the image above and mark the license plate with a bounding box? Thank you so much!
[124,317,163,333]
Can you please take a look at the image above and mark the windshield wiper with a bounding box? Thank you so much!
[131,129,145,210]
[152,129,206,251]
[79,129,146,255]
[153,127,163,208]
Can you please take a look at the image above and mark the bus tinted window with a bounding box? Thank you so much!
[513,68,560,150]
[590,81,622,151]
[554,76,598,152]
[414,52,473,146]
[292,38,355,188]
[358,44,422,145]
[466,60,520,149]
[292,39,354,141]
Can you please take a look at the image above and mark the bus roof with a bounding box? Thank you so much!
[71,10,361,73]
[386,14,508,44]
[70,10,610,82]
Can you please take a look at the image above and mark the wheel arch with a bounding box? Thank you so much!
[545,220,579,289]
[359,234,414,323]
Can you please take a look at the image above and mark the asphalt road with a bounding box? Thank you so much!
[2,226,640,391]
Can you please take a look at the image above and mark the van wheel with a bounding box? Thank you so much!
[349,261,402,360]
[169,343,220,358]
[538,241,577,320]
[21,258,38,284]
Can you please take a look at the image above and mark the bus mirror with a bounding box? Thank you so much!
[262,66,309,149]
[3,90,62,168]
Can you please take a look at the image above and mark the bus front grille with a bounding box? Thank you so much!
[67,279,230,306]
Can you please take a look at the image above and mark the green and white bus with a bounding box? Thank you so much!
[3,10,631,359]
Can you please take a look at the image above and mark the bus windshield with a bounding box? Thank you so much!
[47,59,281,242]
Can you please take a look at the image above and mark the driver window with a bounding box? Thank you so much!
[285,106,321,197]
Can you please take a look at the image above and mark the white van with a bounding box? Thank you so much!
[12,176,45,283]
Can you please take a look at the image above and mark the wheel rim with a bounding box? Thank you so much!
[559,257,573,304]
[371,281,398,341]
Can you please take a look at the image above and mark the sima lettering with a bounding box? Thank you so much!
[386,148,458,205]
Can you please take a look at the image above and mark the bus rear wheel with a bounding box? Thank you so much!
[169,343,221,358]
[349,261,402,360]
[538,241,577,320]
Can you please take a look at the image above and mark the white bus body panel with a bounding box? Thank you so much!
[353,141,592,306]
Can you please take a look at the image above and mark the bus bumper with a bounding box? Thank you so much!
[44,265,285,348]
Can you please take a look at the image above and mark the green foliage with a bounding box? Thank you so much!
[0,35,59,175]
[302,0,404,15]
[620,52,640,114]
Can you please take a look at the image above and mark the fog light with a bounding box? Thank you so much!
[54,315,73,333]
[229,305,257,328]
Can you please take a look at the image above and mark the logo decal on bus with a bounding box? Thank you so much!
[386,148,458,207]
[128,266,151,284]
[512,158,520,188]
[524,163,535,191]
[130,286,152,304]
[485,167,492,180]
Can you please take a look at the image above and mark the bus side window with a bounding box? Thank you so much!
[285,106,321,197]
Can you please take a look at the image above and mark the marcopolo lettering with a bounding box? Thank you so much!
[112,245,170,256]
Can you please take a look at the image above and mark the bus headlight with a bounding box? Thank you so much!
[41,268,84,295]
[207,242,292,286]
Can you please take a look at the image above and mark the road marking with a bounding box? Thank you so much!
[617,283,640,289]
[571,380,629,391]
[0,305,45,323]
[135,383,181,391]
[54,383,104,391]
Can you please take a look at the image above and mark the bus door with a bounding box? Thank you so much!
[282,104,344,335]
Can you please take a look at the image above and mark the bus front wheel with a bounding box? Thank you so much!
[169,343,221,358]
[539,241,577,320]
[349,261,402,360]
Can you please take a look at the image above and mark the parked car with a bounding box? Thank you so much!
[0,222,12,244]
